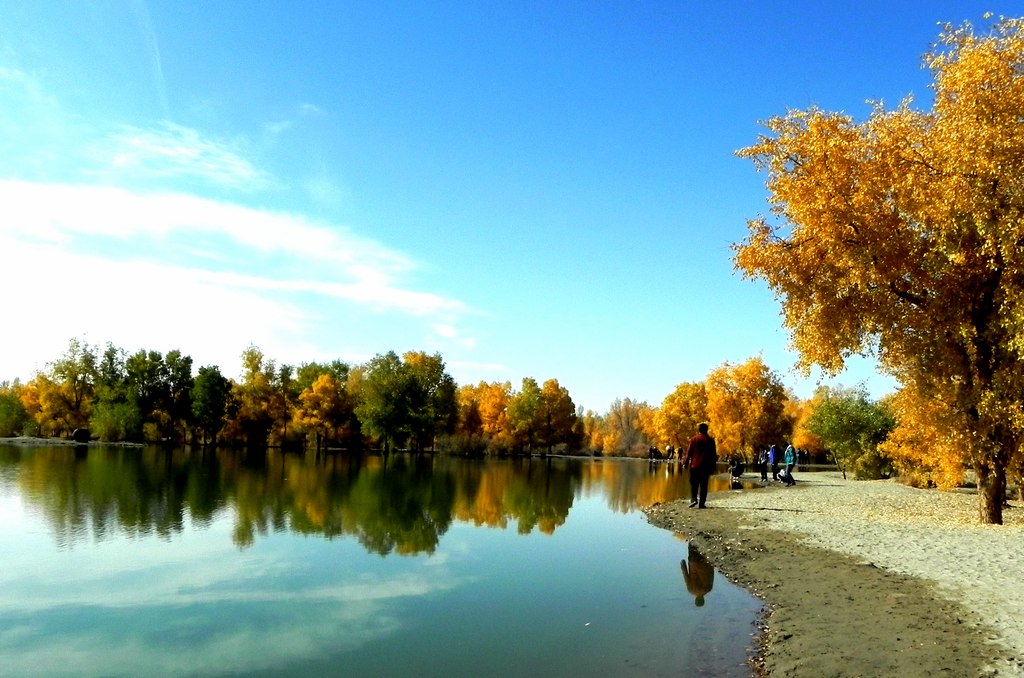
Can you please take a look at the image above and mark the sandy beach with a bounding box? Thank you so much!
[645,471,1024,677]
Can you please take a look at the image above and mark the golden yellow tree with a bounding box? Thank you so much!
[537,378,578,453]
[20,339,98,436]
[735,17,1024,523]
[704,357,791,459]
[456,381,513,448]
[654,382,708,449]
[598,398,653,456]
[296,373,350,451]
[787,391,824,458]
[879,384,966,489]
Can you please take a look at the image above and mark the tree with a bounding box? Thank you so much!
[704,357,791,459]
[536,378,578,453]
[734,17,1024,523]
[125,349,170,423]
[30,338,98,436]
[293,360,355,450]
[192,365,233,445]
[806,386,896,479]
[654,382,708,449]
[90,343,142,442]
[164,350,194,443]
[354,351,420,453]
[403,351,457,451]
[507,378,543,452]
[599,398,653,456]
[0,381,29,437]
[228,346,287,448]
[467,381,513,442]
[787,391,826,461]
[454,381,513,454]
[296,373,353,451]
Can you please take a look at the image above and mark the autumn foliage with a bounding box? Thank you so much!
[735,17,1024,522]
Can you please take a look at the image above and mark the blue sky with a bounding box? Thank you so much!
[0,1,1006,412]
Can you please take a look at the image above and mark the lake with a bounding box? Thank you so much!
[0,445,762,677]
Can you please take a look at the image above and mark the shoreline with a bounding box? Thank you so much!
[1,436,144,447]
[645,472,1024,677]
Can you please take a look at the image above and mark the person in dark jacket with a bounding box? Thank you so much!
[683,423,717,508]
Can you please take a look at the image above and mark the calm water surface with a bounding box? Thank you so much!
[0,445,761,677]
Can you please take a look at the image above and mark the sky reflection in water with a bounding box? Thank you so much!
[0,446,760,677]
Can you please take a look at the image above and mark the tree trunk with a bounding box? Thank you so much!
[975,460,1004,525]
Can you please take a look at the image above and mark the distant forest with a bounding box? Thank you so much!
[1,338,892,478]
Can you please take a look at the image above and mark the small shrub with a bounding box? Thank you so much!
[852,449,893,480]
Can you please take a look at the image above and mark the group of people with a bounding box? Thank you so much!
[755,443,798,486]
[663,424,801,510]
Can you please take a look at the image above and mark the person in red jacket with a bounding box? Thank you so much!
[683,423,718,508]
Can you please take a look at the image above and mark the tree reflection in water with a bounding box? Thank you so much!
[3,446,702,553]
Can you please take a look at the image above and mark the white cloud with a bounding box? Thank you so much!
[0,62,483,380]
[0,179,472,380]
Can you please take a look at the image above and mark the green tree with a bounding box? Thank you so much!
[90,343,142,442]
[404,351,457,451]
[806,386,896,479]
[354,351,420,453]
[192,365,233,446]
[507,378,543,452]
[96,343,127,393]
[90,400,143,442]
[125,349,172,441]
[164,350,194,443]
[0,381,29,437]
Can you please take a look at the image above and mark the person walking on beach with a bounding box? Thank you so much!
[684,423,717,508]
[768,444,779,481]
[757,447,769,481]
[783,442,797,486]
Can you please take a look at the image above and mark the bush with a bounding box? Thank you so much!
[90,401,142,442]
[852,448,894,480]
[437,433,488,457]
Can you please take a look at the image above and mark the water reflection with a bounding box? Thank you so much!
[0,445,762,678]
[0,446,716,553]
[681,543,715,607]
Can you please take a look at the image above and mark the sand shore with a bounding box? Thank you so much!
[645,471,1024,677]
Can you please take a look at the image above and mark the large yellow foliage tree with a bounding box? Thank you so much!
[735,17,1024,523]
[457,381,513,446]
[654,382,707,449]
[704,357,791,459]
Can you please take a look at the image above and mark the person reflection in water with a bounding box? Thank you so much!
[680,544,715,607]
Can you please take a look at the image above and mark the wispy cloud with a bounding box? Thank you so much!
[0,179,472,378]
[0,67,264,193]
[0,63,481,380]
[107,123,270,190]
